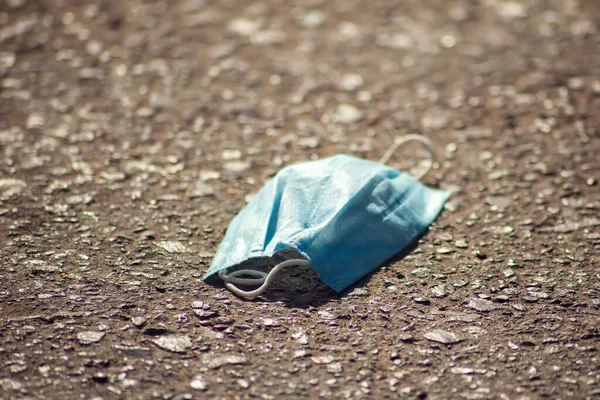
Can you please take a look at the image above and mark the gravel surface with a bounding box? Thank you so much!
[1,0,599,399]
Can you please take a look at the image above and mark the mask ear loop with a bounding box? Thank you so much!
[378,134,437,180]
[219,259,311,299]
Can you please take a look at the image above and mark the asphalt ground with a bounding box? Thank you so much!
[0,0,599,399]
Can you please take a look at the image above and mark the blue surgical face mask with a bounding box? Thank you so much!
[203,135,450,299]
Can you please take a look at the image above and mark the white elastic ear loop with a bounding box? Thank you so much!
[219,269,268,286]
[378,134,437,180]
[218,259,311,299]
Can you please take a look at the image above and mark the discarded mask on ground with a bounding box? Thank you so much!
[203,135,450,299]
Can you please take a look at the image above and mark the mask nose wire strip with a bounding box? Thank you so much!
[378,134,437,180]
[218,259,312,299]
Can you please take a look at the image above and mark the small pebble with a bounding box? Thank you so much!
[414,297,431,305]
[77,331,105,345]
[190,375,207,391]
[151,335,192,353]
[467,298,498,312]
[424,329,463,344]
[333,104,363,124]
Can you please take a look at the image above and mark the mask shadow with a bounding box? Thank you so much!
[226,229,426,309]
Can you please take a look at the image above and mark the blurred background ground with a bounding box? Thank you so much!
[0,0,599,399]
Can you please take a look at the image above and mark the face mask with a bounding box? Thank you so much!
[203,135,450,299]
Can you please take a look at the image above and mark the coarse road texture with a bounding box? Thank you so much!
[0,0,599,399]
